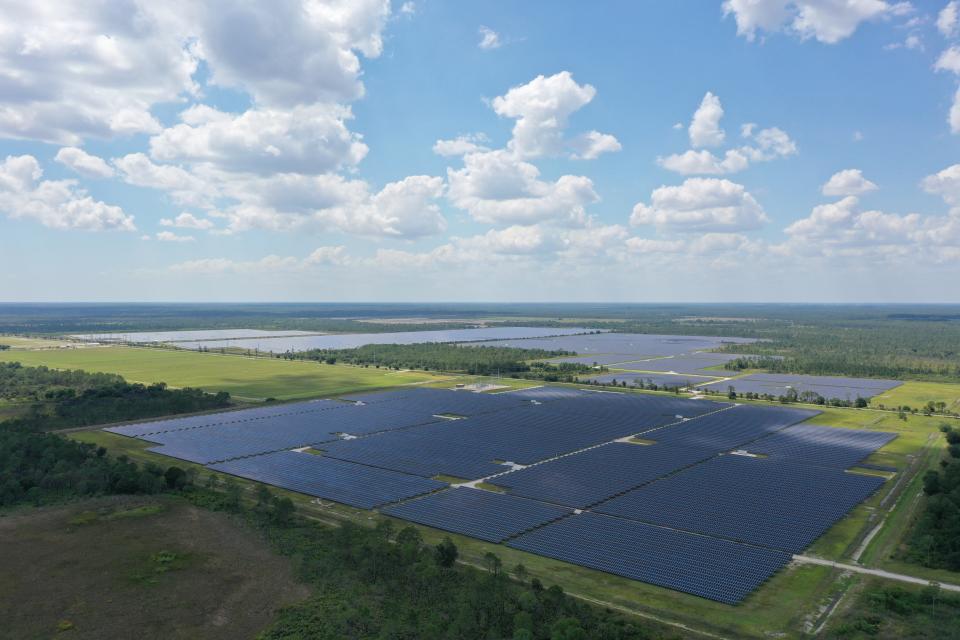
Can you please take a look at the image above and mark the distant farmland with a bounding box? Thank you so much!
[0,347,442,401]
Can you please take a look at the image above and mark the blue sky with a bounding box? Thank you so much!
[1,0,959,302]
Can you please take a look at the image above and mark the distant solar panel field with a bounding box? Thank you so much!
[704,373,902,400]
[168,326,592,352]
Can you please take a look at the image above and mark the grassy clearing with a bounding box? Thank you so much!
[0,334,79,349]
[872,380,960,412]
[0,496,308,640]
[0,346,442,401]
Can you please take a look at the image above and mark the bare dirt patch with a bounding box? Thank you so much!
[0,496,309,640]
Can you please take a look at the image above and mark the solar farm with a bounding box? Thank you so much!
[104,384,897,605]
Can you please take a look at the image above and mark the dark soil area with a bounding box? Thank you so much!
[0,495,309,640]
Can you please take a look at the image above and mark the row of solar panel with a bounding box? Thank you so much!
[381,486,792,604]
[382,487,571,542]
[145,403,445,464]
[508,512,792,605]
[209,451,447,509]
[702,373,901,400]
[743,424,897,469]
[105,398,346,438]
[320,398,723,480]
[594,454,886,553]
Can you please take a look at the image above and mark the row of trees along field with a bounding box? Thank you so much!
[909,425,960,571]
[0,361,233,506]
[189,482,661,640]
[0,362,230,429]
[280,343,598,379]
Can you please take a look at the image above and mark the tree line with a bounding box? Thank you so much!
[281,343,595,378]
[0,361,230,430]
[909,424,960,571]
[188,482,663,640]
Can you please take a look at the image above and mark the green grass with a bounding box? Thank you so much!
[0,346,443,401]
[872,381,960,413]
[0,335,78,349]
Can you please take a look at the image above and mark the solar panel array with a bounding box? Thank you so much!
[612,352,742,374]
[145,403,444,464]
[342,386,530,416]
[744,424,897,469]
[638,404,817,451]
[490,442,717,508]
[596,455,886,553]
[105,399,346,438]
[464,333,755,359]
[508,512,792,604]
[703,373,902,400]
[103,384,899,605]
[209,451,447,509]
[382,487,571,542]
[171,326,592,353]
[321,396,727,480]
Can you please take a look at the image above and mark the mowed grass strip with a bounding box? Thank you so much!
[0,335,78,349]
[0,346,443,401]
[872,380,960,412]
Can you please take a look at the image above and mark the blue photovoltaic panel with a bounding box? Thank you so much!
[506,386,595,402]
[550,354,655,366]
[595,454,886,553]
[703,373,901,400]
[639,404,817,451]
[612,352,743,374]
[209,451,447,508]
[463,333,755,358]
[323,393,731,479]
[319,420,508,479]
[171,326,592,352]
[70,329,317,343]
[508,512,791,604]
[579,371,718,388]
[382,487,571,542]
[342,387,529,416]
[744,424,896,469]
[104,399,347,438]
[490,442,717,508]
[144,404,444,464]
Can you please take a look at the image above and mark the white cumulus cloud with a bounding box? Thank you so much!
[0,155,135,231]
[159,212,215,230]
[723,0,901,44]
[491,71,618,159]
[689,92,726,148]
[938,1,959,37]
[630,178,769,232]
[821,169,879,196]
[446,150,598,225]
[54,147,115,178]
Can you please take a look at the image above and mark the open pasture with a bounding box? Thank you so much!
[0,346,441,401]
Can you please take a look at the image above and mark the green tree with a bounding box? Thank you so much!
[434,537,458,568]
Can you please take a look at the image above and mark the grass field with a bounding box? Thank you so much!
[0,496,308,640]
[871,380,960,412]
[0,346,445,400]
[0,334,79,349]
